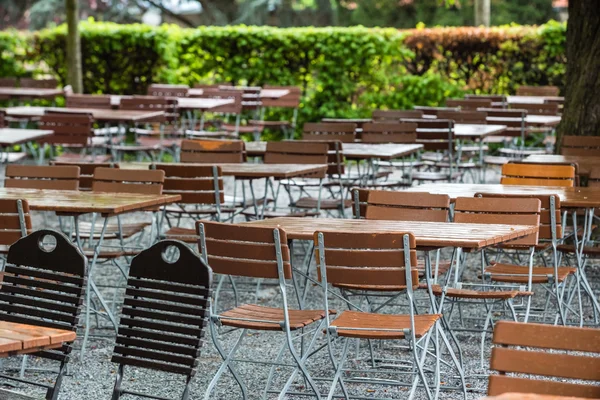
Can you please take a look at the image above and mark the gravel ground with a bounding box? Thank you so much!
[0,166,598,400]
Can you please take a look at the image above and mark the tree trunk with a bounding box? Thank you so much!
[65,0,83,93]
[556,0,600,151]
[474,0,490,27]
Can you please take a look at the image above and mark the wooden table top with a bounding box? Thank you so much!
[451,124,507,138]
[4,106,165,123]
[522,155,600,176]
[0,321,76,358]
[406,183,600,209]
[488,115,562,127]
[482,393,588,400]
[175,97,234,110]
[244,217,538,249]
[0,87,64,99]
[244,142,423,160]
[0,188,180,216]
[187,88,289,99]
[506,95,564,105]
[121,162,328,179]
[0,128,53,146]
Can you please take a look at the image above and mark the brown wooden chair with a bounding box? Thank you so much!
[51,161,119,191]
[437,110,488,124]
[446,98,492,110]
[66,94,113,109]
[0,110,5,128]
[516,85,560,97]
[479,108,529,154]
[249,85,301,140]
[0,229,85,399]
[372,109,423,121]
[199,221,329,399]
[509,102,559,116]
[589,167,600,187]
[188,89,244,139]
[560,135,600,156]
[37,112,98,163]
[0,199,32,254]
[110,240,212,400]
[488,321,600,398]
[360,122,417,144]
[179,139,245,163]
[146,83,189,97]
[413,106,459,117]
[0,77,17,87]
[19,78,58,89]
[465,94,507,108]
[501,163,575,187]
[302,122,356,143]
[4,165,80,191]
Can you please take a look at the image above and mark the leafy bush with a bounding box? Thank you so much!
[0,30,29,78]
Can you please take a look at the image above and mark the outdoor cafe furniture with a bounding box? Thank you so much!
[0,127,53,163]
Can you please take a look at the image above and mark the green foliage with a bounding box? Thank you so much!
[0,31,29,77]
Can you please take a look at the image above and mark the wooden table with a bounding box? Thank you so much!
[244,142,424,160]
[0,128,53,146]
[244,217,538,250]
[0,321,75,358]
[488,115,562,127]
[451,124,507,139]
[522,154,600,176]
[187,88,290,99]
[506,95,564,105]
[4,106,165,123]
[107,96,234,111]
[0,88,64,100]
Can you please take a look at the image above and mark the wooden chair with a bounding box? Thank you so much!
[188,89,244,139]
[465,94,507,108]
[249,85,301,140]
[66,94,113,109]
[4,165,80,191]
[199,222,329,399]
[560,135,600,156]
[315,230,464,399]
[501,163,575,187]
[0,110,5,128]
[0,199,32,254]
[446,99,492,110]
[589,167,600,187]
[19,78,58,89]
[437,110,487,124]
[110,240,212,400]
[146,83,189,97]
[360,122,417,143]
[302,122,356,143]
[516,85,560,97]
[179,139,245,163]
[51,161,119,191]
[37,112,97,163]
[372,109,423,121]
[488,321,600,398]
[0,229,85,399]
[413,105,459,117]
[509,102,559,116]
[0,77,17,87]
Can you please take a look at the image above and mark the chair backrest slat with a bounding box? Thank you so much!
[372,109,423,121]
[38,113,94,146]
[0,77,17,87]
[302,122,356,143]
[437,110,487,124]
[501,163,575,187]
[153,164,223,205]
[353,189,450,222]
[0,199,32,245]
[446,99,492,110]
[5,165,80,191]
[560,135,600,156]
[66,94,113,109]
[180,139,245,163]
[261,85,301,108]
[516,85,560,97]
[20,78,58,89]
[360,122,417,144]
[510,102,559,116]
[147,84,189,98]
[92,168,164,195]
[401,118,455,152]
[51,162,119,191]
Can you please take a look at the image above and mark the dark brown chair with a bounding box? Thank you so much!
[589,167,600,187]
[0,77,17,87]
[51,161,119,191]
[437,110,488,124]
[302,122,356,143]
[465,94,507,108]
[179,139,245,163]
[66,94,113,109]
[4,165,80,191]
[360,122,417,144]
[413,106,459,117]
[0,110,5,128]
[188,89,244,138]
[0,199,32,253]
[501,163,575,187]
[446,99,492,110]
[110,240,212,400]
[509,102,560,116]
[488,321,600,398]
[0,229,85,399]
[37,112,95,163]
[372,109,423,121]
[19,78,58,89]
[249,85,301,140]
[147,83,189,97]
[516,85,560,97]
[560,135,600,156]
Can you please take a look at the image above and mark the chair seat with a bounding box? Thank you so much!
[331,311,440,339]
[557,244,600,257]
[483,156,510,165]
[484,263,577,283]
[429,284,532,299]
[76,221,150,239]
[164,226,197,243]
[219,304,332,331]
[295,197,353,210]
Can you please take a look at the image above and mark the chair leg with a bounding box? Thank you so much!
[437,323,467,400]
[111,364,124,400]
[46,360,68,400]
[326,337,351,400]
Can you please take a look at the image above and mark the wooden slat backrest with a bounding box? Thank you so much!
[92,168,164,195]
[0,199,32,245]
[413,106,459,116]
[180,139,246,163]
[153,163,224,205]
[38,113,94,146]
[516,85,560,96]
[314,231,418,288]
[510,102,559,116]
[353,188,450,222]
[446,99,492,110]
[198,221,292,280]
[560,135,600,156]
[454,197,540,246]
[112,240,212,377]
[302,122,357,143]
[265,141,328,165]
[360,122,417,144]
[466,94,507,103]
[589,167,600,188]
[219,86,261,110]
[5,165,80,191]
[372,109,424,121]
[1,229,85,333]
[501,163,575,187]
[66,94,113,109]
[488,321,600,398]
[475,193,561,240]
[119,96,171,123]
[19,78,58,89]
[437,110,488,124]
[401,118,455,151]
[0,77,17,87]
[262,85,301,108]
[191,89,243,114]
[298,140,345,176]
[147,84,189,98]
[51,162,119,191]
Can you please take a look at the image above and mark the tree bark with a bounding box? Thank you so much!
[474,0,490,27]
[65,0,83,93]
[556,0,600,151]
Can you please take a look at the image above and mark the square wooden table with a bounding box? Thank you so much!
[0,321,76,358]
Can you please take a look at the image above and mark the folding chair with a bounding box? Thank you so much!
[488,321,600,398]
[372,109,423,121]
[50,161,119,191]
[515,85,560,96]
[199,221,330,399]
[110,240,212,400]
[0,229,85,400]
[445,98,492,110]
[560,135,600,156]
[501,163,575,187]
[315,230,465,400]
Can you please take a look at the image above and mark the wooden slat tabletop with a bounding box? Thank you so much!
[0,88,64,99]
[4,106,165,123]
[0,128,54,146]
[244,142,423,160]
[405,183,600,209]
[0,321,76,358]
[506,95,564,105]
[243,217,538,249]
[0,188,180,216]
[522,155,600,176]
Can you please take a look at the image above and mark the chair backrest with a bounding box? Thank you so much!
[465,94,507,108]
[19,78,58,89]
[152,164,223,206]
[1,229,85,333]
[0,77,17,87]
[589,167,600,188]
[112,240,212,378]
[478,108,528,136]
[516,85,560,97]
[119,96,171,123]
[51,162,119,191]
[488,321,600,398]
[92,168,164,195]
[197,221,292,280]
[0,199,32,245]
[446,98,492,110]
[191,89,243,114]
[353,188,450,222]
[360,122,417,144]
[66,94,113,109]
[219,86,261,110]
[454,197,541,247]
[5,165,80,191]
[501,163,575,187]
[38,113,94,146]
[302,122,356,143]
[315,231,418,289]
[437,110,488,124]
[372,109,423,121]
[413,106,459,116]
[180,139,245,163]
[261,85,301,108]
[0,110,5,128]
[510,102,559,116]
[401,118,455,153]
[147,84,189,98]
[265,140,328,165]
[560,135,600,156]
[298,140,346,177]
